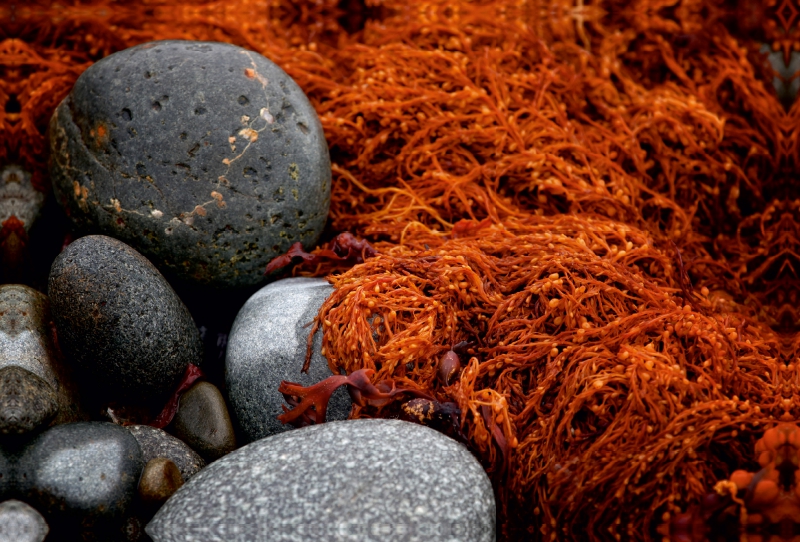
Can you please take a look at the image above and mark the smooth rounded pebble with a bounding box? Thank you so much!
[126,425,205,481]
[49,39,331,288]
[0,500,49,542]
[48,235,202,402]
[138,457,183,505]
[171,381,236,462]
[225,277,351,442]
[146,419,495,542]
[16,422,144,521]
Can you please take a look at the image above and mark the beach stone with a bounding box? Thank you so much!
[225,277,351,442]
[138,457,183,505]
[16,422,144,522]
[146,419,495,542]
[48,235,203,403]
[126,425,205,481]
[0,285,82,427]
[0,500,49,542]
[49,39,331,289]
[171,381,236,462]
[0,367,58,435]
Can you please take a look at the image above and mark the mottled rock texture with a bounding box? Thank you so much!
[225,278,350,442]
[147,419,495,542]
[49,40,331,288]
[48,235,202,403]
[126,425,205,481]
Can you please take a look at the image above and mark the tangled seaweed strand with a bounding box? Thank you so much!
[9,0,800,539]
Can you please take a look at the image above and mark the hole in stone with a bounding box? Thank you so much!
[243,167,256,177]
[152,101,162,112]
[194,107,207,115]
[121,108,132,121]
[238,95,249,106]
[144,71,153,79]
[180,132,188,140]
[297,122,309,134]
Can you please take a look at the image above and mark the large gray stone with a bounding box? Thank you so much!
[126,425,205,481]
[48,235,203,402]
[0,285,82,429]
[0,500,48,542]
[16,422,144,522]
[49,40,331,288]
[146,419,495,542]
[225,277,350,442]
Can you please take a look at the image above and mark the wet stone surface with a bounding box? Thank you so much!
[48,235,203,404]
[171,381,236,462]
[15,422,144,524]
[126,425,205,482]
[146,419,496,542]
[225,277,351,442]
[0,499,49,542]
[49,39,331,288]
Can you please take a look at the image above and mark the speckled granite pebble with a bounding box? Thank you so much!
[146,419,495,542]
[172,381,236,462]
[48,236,202,403]
[0,285,82,427]
[225,278,350,442]
[0,367,58,435]
[0,500,49,542]
[16,422,144,522]
[49,40,331,288]
[126,425,204,481]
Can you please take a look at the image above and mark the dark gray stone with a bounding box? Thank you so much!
[0,285,83,428]
[0,446,13,498]
[225,277,351,442]
[0,166,44,231]
[49,39,331,289]
[16,422,144,521]
[0,367,58,435]
[146,419,495,542]
[0,500,49,542]
[171,381,236,462]
[48,235,203,402]
[126,425,205,481]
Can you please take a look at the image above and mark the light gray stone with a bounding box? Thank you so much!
[225,277,350,442]
[0,500,48,542]
[126,425,205,481]
[0,166,44,231]
[16,422,144,521]
[146,419,495,542]
[0,285,82,428]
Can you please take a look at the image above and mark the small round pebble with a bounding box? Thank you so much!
[49,40,331,288]
[138,457,183,504]
[126,425,205,481]
[0,500,49,542]
[171,381,236,462]
[48,235,202,402]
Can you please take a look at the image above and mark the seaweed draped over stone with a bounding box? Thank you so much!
[5,0,798,539]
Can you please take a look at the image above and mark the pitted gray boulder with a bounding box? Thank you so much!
[225,277,350,442]
[48,235,202,403]
[0,500,49,542]
[49,40,330,288]
[146,419,495,542]
[126,425,205,482]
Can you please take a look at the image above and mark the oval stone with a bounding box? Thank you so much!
[48,235,202,402]
[0,500,49,542]
[225,277,351,442]
[146,419,495,542]
[49,40,331,288]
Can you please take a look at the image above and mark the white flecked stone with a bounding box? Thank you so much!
[225,277,350,442]
[146,419,495,542]
[0,500,48,542]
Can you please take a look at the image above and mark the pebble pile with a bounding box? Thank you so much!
[0,40,495,542]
